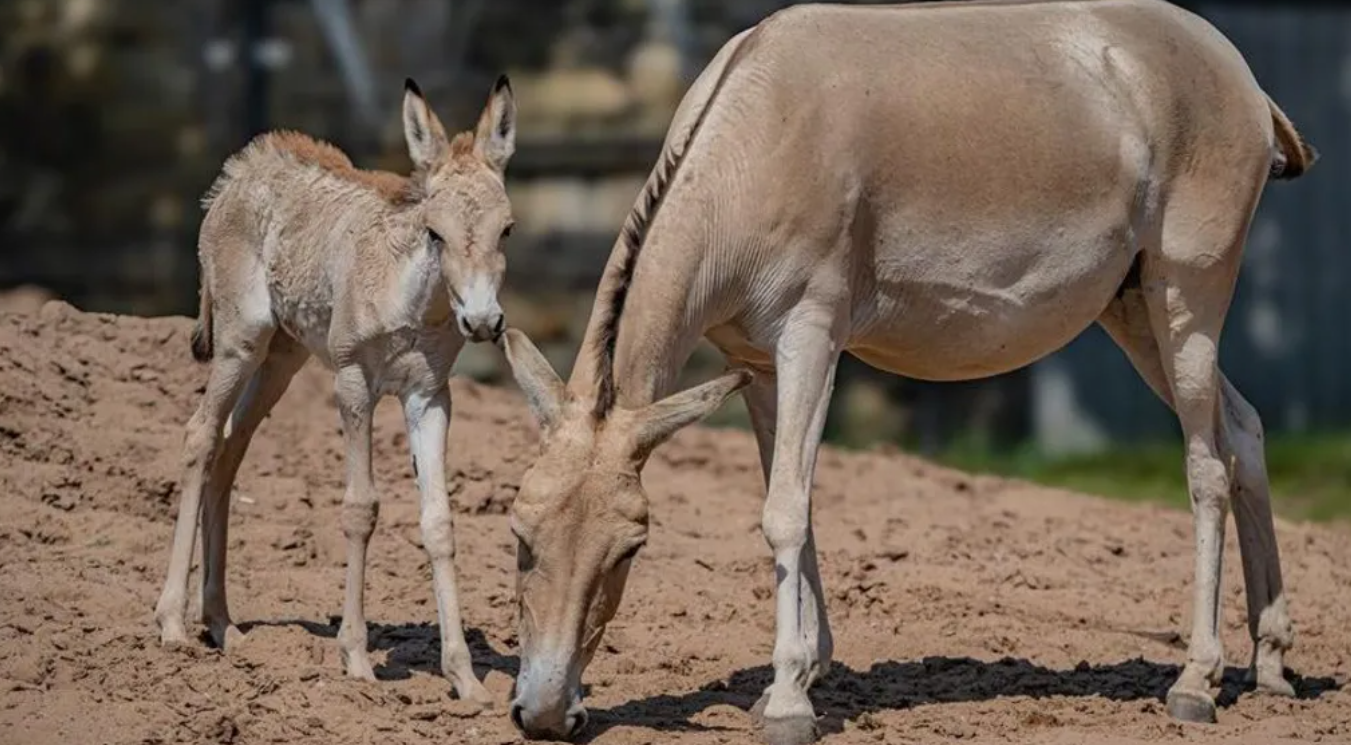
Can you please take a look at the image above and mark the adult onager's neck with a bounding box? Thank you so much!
[568,28,760,415]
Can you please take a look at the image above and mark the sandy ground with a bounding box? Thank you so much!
[2,303,1349,745]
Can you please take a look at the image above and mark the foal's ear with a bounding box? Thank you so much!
[630,370,752,461]
[402,77,450,170]
[500,328,565,432]
[474,74,517,173]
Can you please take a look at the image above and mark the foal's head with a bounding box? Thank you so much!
[498,330,750,740]
[402,76,516,342]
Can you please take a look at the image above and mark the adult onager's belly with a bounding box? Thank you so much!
[847,220,1140,382]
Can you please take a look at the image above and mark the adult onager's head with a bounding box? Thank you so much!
[500,332,748,739]
[403,76,516,342]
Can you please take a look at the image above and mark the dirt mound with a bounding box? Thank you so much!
[1,304,1348,745]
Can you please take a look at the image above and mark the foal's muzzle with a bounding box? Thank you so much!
[456,308,505,343]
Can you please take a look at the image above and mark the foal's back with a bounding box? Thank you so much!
[197,132,418,357]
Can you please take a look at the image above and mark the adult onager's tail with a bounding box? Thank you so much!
[1268,97,1317,180]
[190,282,212,362]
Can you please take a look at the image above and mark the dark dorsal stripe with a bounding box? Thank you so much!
[591,30,759,418]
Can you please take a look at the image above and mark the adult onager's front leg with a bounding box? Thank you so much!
[335,365,380,681]
[756,301,844,745]
[402,383,493,704]
[742,369,834,723]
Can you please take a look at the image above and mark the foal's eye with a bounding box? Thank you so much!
[501,223,514,240]
[427,228,444,245]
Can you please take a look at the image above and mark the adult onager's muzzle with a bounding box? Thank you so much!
[510,669,588,741]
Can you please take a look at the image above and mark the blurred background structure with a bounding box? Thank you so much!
[1,0,1347,513]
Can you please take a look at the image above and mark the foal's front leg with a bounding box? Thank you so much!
[402,384,493,705]
[335,365,380,680]
[757,302,843,745]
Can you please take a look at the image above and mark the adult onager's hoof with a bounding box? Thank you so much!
[750,691,771,724]
[208,622,244,652]
[1166,689,1217,724]
[760,715,821,745]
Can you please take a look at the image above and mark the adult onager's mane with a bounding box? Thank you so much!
[591,30,761,418]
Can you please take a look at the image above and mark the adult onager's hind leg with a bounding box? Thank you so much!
[155,326,273,645]
[755,301,844,745]
[335,365,380,681]
[1219,375,1294,696]
[402,383,493,704]
[199,338,309,650]
[1097,170,1292,720]
[1102,292,1294,699]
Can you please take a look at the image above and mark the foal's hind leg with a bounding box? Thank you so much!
[199,337,309,650]
[156,323,274,646]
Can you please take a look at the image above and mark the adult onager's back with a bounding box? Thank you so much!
[154,78,518,705]
[497,0,1318,740]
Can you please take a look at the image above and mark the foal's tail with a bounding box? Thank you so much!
[190,280,213,362]
[1267,96,1318,181]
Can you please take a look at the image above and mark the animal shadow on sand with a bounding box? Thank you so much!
[237,618,518,682]
[586,653,1340,739]
[234,620,1338,738]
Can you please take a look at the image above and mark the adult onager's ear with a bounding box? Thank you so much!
[631,370,752,461]
[474,75,516,173]
[500,328,565,432]
[402,77,450,170]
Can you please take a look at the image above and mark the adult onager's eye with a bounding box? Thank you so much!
[516,536,535,572]
[501,223,514,240]
[427,228,445,246]
[616,541,644,565]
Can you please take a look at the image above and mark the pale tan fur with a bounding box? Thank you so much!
[155,77,518,706]
[499,1,1317,740]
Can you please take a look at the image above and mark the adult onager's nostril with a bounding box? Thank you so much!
[491,313,506,339]
[566,708,589,740]
[510,703,526,733]
[457,315,473,338]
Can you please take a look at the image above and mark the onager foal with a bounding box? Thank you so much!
[497,0,1316,740]
[154,78,517,704]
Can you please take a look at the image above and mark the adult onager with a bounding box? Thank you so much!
[154,77,517,704]
[497,0,1317,740]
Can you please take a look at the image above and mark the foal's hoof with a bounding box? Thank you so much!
[1166,689,1217,724]
[454,679,496,709]
[158,619,190,648]
[761,715,821,745]
[1255,675,1296,698]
